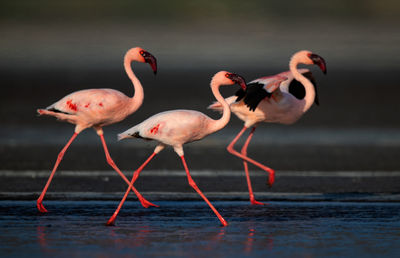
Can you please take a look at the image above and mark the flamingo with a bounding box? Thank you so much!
[105,71,247,227]
[208,50,327,205]
[36,47,158,212]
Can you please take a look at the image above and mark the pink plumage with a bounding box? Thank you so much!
[36,47,158,213]
[209,50,327,205]
[106,71,247,227]
[39,89,135,129]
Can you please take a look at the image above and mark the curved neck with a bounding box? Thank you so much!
[289,57,316,112]
[124,56,144,114]
[208,81,231,133]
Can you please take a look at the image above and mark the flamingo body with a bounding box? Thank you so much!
[210,69,317,127]
[209,50,327,205]
[106,71,247,227]
[120,109,218,147]
[36,47,158,213]
[39,88,135,131]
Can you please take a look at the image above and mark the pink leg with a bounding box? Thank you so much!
[181,155,228,227]
[37,133,78,213]
[106,152,158,226]
[227,126,275,187]
[99,134,157,209]
[241,127,267,205]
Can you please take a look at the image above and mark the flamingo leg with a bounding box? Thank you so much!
[241,127,267,205]
[37,132,78,213]
[227,126,275,187]
[98,134,157,208]
[106,151,158,226]
[180,155,228,227]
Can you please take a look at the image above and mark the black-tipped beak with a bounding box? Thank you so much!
[309,53,327,74]
[229,73,247,90]
[142,51,157,75]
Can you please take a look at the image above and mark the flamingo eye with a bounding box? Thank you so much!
[140,50,145,55]
[225,73,230,78]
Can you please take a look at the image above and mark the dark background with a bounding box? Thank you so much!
[1,3,400,256]
[1,0,399,173]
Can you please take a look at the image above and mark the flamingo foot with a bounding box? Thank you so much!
[250,199,267,205]
[140,198,159,208]
[267,174,275,187]
[106,217,116,226]
[37,201,48,213]
[220,218,228,227]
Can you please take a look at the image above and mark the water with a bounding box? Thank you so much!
[1,200,399,257]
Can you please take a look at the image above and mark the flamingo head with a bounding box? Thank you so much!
[127,47,158,74]
[292,50,327,74]
[213,71,247,90]
[307,52,327,74]
[139,49,157,74]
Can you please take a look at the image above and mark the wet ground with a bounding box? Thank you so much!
[1,200,399,257]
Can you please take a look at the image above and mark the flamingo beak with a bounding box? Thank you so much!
[309,53,327,74]
[229,73,247,90]
[142,51,158,75]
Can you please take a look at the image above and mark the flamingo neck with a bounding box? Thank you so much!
[208,81,231,133]
[124,56,144,114]
[289,57,316,112]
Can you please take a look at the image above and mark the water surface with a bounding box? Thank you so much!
[1,200,399,257]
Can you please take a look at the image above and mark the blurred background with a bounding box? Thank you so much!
[1,0,400,194]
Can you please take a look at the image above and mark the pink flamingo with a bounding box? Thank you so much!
[209,50,327,205]
[106,71,247,227]
[36,47,158,212]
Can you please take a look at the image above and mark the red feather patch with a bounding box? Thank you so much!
[66,100,78,111]
[150,124,160,134]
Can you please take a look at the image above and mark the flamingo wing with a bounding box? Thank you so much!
[238,70,318,111]
[235,74,288,104]
[286,71,319,105]
[235,82,273,111]
[47,89,128,115]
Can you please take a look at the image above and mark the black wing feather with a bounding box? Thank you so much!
[47,107,71,115]
[131,131,152,141]
[235,88,246,102]
[288,79,306,100]
[278,71,319,106]
[237,82,272,111]
[238,71,319,112]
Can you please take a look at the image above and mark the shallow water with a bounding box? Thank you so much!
[1,200,399,257]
